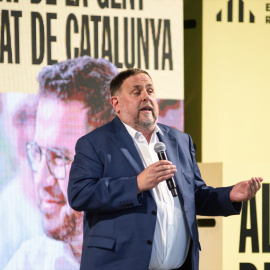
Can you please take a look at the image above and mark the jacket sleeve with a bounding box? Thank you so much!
[67,136,143,213]
[186,135,242,216]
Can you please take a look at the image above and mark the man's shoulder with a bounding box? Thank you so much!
[157,123,189,139]
[76,117,122,146]
[80,119,115,139]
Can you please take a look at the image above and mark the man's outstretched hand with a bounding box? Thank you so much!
[230,177,263,202]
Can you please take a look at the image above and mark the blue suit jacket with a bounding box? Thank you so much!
[68,116,241,270]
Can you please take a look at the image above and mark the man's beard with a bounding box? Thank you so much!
[134,109,158,131]
[43,210,83,243]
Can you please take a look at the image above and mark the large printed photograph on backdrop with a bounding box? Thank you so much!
[0,57,183,269]
[0,1,184,269]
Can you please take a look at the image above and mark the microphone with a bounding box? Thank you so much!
[154,142,178,197]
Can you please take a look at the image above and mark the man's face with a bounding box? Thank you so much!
[33,97,88,242]
[2,93,38,159]
[2,93,38,202]
[111,73,159,132]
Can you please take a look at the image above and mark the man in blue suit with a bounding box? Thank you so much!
[68,68,262,270]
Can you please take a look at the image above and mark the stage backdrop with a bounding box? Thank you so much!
[0,1,184,269]
[202,0,270,269]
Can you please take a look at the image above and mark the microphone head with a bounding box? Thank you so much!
[154,142,166,153]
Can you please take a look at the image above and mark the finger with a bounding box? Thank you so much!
[154,160,173,167]
[249,177,261,195]
[248,178,256,196]
[157,173,176,182]
[254,177,262,190]
[154,164,177,174]
[251,177,259,191]
[156,167,177,179]
[155,168,177,182]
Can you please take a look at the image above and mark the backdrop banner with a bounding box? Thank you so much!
[0,1,184,269]
[203,1,270,269]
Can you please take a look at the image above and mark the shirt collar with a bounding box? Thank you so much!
[122,121,163,140]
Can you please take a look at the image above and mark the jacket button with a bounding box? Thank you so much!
[152,210,157,215]
[147,240,152,245]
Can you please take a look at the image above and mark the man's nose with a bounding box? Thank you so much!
[35,155,57,187]
[141,89,151,101]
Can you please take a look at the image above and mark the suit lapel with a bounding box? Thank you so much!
[157,125,179,171]
[109,118,185,201]
[157,124,185,202]
[110,117,145,175]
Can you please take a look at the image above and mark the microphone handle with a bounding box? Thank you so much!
[157,152,178,197]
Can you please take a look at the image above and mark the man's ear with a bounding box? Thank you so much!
[110,96,120,114]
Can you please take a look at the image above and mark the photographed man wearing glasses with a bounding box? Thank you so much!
[5,56,118,270]
[0,93,42,269]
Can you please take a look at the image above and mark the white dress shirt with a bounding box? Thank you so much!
[123,123,190,270]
